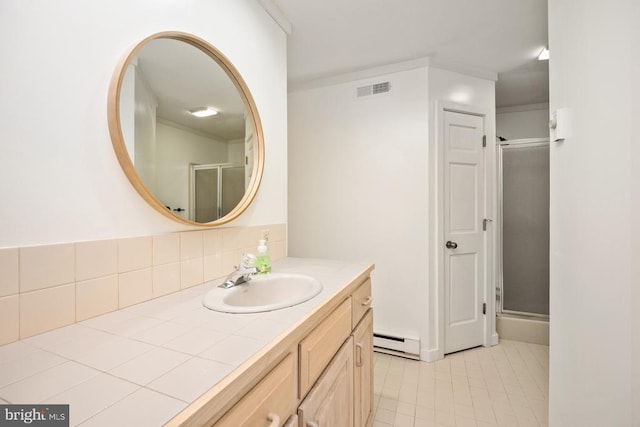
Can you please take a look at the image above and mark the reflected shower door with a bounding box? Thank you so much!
[221,166,245,217]
[191,163,245,222]
[194,167,219,223]
[499,140,549,316]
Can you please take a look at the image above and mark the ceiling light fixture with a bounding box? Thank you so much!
[538,48,549,61]
[189,107,218,118]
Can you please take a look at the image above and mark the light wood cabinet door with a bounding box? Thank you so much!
[298,337,354,427]
[353,309,373,427]
[215,353,296,427]
[299,298,352,398]
[351,279,372,329]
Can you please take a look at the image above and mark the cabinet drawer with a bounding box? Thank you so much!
[215,353,296,427]
[351,278,372,329]
[299,298,352,398]
[298,337,354,427]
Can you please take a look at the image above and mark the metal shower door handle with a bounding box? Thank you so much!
[446,241,458,249]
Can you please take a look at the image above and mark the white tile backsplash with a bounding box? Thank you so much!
[19,243,74,293]
[0,295,19,345]
[75,240,117,282]
[0,224,286,345]
[0,248,18,297]
[76,275,119,321]
[19,284,75,338]
[118,268,152,308]
[153,233,180,266]
[118,237,152,273]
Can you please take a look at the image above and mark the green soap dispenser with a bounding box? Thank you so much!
[255,239,271,274]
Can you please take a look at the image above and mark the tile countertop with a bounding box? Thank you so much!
[0,257,373,427]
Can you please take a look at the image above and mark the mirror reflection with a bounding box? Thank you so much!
[116,36,257,224]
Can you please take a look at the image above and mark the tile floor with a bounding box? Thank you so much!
[372,340,549,427]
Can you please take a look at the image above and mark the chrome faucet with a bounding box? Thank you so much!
[218,254,258,289]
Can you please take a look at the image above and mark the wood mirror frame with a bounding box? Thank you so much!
[107,31,264,226]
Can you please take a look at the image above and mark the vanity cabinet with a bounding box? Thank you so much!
[214,352,296,426]
[176,268,375,427]
[353,310,373,427]
[299,298,352,398]
[298,279,373,427]
[298,337,354,427]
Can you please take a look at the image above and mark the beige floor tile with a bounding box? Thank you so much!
[396,401,416,416]
[415,405,435,422]
[373,340,548,427]
[375,407,396,424]
[394,413,415,427]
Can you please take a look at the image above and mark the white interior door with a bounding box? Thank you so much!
[443,110,485,354]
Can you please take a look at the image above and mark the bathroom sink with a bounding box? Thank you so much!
[202,273,322,314]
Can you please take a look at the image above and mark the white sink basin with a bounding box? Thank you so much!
[202,273,322,314]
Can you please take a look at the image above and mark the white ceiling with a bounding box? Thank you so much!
[135,38,246,141]
[270,0,549,108]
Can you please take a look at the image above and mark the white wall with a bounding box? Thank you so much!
[496,103,550,140]
[0,0,287,248]
[288,67,430,347]
[548,0,638,425]
[288,65,496,359]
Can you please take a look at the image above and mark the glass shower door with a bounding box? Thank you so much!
[499,139,550,316]
[190,163,245,222]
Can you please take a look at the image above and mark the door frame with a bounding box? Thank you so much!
[431,101,497,361]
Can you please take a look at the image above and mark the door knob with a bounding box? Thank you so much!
[446,241,458,249]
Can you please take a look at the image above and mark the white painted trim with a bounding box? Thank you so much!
[491,332,499,346]
[288,57,431,92]
[256,0,292,34]
[421,348,441,362]
[289,59,498,93]
[433,100,497,360]
[496,103,549,115]
[429,61,498,82]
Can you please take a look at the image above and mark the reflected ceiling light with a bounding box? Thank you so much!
[189,107,218,117]
[538,48,549,61]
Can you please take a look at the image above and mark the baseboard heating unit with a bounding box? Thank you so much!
[373,332,420,360]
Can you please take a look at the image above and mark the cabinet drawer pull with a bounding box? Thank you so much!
[267,413,280,426]
[361,296,372,307]
[306,422,319,427]
[356,343,363,367]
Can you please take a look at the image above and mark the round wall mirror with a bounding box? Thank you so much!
[107,32,264,226]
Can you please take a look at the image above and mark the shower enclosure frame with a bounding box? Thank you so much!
[497,137,550,318]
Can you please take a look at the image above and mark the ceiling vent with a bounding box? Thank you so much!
[356,81,392,98]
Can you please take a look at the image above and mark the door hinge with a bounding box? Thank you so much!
[482,135,486,147]
[483,218,493,231]
[483,303,487,315]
